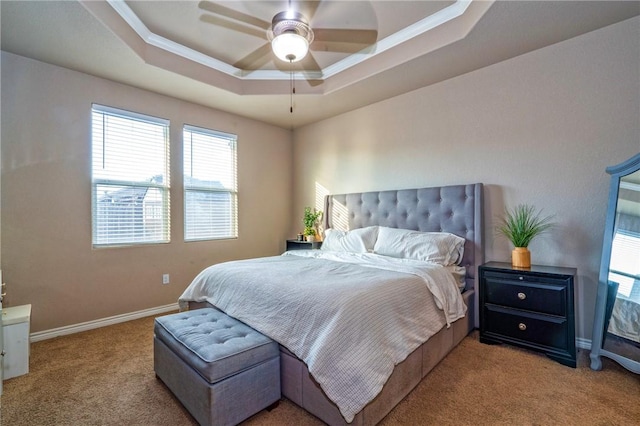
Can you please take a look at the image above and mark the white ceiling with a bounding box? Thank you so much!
[1,1,639,129]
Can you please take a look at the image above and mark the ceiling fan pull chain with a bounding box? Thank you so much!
[290,60,294,113]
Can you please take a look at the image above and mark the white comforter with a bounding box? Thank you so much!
[178,250,466,422]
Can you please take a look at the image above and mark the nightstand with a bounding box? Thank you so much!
[2,304,32,379]
[286,239,322,251]
[479,262,577,367]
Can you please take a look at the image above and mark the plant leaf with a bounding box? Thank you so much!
[496,204,555,247]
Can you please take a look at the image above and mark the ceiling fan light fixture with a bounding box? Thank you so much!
[268,10,314,63]
[271,32,309,62]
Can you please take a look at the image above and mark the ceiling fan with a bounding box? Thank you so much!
[198,1,378,73]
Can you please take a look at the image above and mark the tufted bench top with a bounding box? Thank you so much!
[154,308,279,384]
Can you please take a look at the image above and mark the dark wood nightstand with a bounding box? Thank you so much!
[286,239,322,251]
[479,262,577,367]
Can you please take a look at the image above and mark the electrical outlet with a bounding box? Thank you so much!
[162,274,170,285]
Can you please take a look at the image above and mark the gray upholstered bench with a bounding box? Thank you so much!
[154,308,281,426]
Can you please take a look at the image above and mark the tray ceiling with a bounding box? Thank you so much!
[1,1,638,128]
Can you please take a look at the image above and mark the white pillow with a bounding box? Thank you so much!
[373,226,465,265]
[321,226,379,253]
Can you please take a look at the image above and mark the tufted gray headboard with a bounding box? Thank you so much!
[324,183,484,326]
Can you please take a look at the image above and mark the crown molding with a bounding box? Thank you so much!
[105,0,473,82]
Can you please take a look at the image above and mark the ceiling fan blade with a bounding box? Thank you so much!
[299,52,322,72]
[311,29,378,53]
[299,1,322,21]
[233,43,273,70]
[301,53,324,87]
[198,1,271,30]
[313,28,378,45]
[200,14,267,40]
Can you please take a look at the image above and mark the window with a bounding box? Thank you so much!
[91,105,170,247]
[183,125,238,241]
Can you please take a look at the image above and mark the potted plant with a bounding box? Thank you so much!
[302,207,323,242]
[496,204,555,268]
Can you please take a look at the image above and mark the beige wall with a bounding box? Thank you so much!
[292,17,640,341]
[1,52,293,332]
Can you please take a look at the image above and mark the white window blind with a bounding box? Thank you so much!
[91,105,170,247]
[183,125,238,241]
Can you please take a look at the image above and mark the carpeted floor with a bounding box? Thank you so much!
[1,314,638,425]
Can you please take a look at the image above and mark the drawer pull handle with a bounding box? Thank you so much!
[517,292,526,300]
[518,323,527,331]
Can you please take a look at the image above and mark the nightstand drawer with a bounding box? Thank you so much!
[286,239,322,251]
[484,278,567,316]
[483,306,568,349]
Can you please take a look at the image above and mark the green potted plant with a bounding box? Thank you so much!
[496,204,555,268]
[302,207,323,242]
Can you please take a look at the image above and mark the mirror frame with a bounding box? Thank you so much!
[590,152,640,373]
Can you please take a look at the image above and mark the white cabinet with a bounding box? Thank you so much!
[2,304,31,380]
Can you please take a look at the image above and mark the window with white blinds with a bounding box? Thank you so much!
[183,125,238,241]
[91,105,170,247]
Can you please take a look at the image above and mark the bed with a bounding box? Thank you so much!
[179,183,484,425]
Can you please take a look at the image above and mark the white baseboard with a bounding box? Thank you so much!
[577,337,592,351]
[30,303,179,342]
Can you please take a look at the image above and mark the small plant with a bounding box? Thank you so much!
[302,207,322,236]
[496,204,555,248]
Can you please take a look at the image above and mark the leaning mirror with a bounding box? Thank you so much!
[590,152,640,373]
